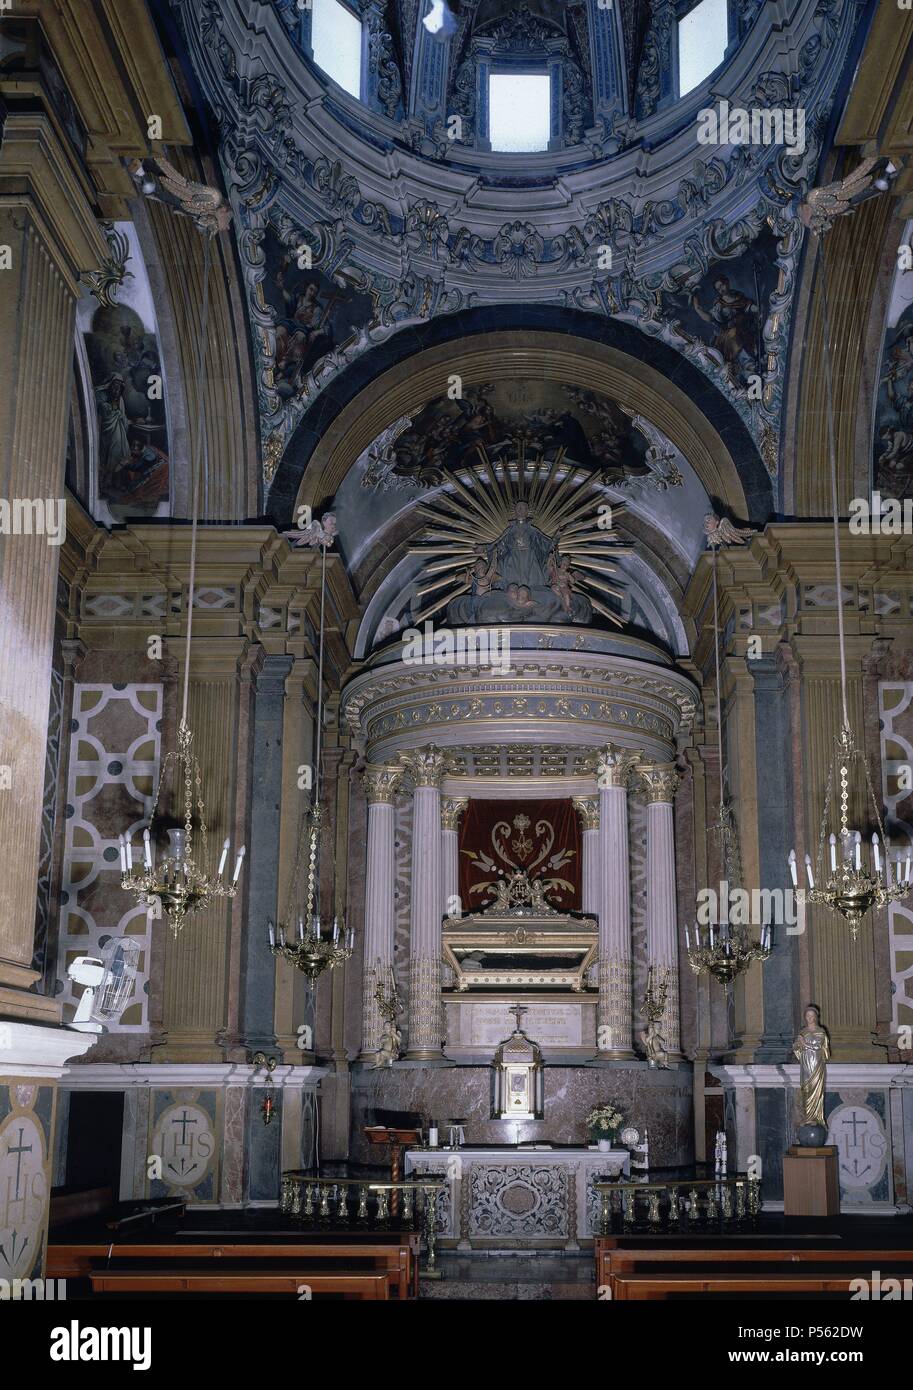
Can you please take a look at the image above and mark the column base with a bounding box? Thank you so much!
[593,1049,638,1062]
[400,1050,448,1064]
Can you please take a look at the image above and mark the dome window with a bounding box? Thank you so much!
[488,71,552,153]
[677,0,729,98]
[310,0,364,100]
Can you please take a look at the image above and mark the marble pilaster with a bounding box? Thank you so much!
[593,746,640,1058]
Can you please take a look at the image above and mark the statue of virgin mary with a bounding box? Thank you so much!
[793,1004,830,1147]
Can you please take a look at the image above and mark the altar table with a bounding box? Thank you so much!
[404,1146,630,1249]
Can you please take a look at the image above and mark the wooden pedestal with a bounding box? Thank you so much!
[783,1146,840,1217]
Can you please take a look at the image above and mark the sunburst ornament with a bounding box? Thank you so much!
[409,444,630,627]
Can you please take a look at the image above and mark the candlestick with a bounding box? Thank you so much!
[873,833,881,873]
[804,854,815,889]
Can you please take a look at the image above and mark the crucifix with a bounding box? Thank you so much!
[509,1002,528,1032]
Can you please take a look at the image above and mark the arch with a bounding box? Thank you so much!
[267,307,772,526]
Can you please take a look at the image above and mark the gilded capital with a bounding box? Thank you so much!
[572,795,600,831]
[363,763,402,804]
[398,743,446,789]
[595,744,642,790]
[441,796,469,831]
[638,762,679,803]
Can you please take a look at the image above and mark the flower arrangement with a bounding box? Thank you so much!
[586,1103,624,1138]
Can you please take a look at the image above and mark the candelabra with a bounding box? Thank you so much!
[268,804,355,981]
[686,918,771,984]
[788,724,911,940]
[120,720,244,935]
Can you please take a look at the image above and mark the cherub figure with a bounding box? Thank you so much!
[548,552,575,613]
[468,553,498,596]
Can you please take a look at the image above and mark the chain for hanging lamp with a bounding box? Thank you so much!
[686,540,771,983]
[268,520,355,980]
[120,230,245,934]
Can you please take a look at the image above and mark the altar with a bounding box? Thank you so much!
[404,1146,630,1250]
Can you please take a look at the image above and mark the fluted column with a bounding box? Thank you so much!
[400,745,446,1060]
[594,747,641,1058]
[640,762,682,1057]
[441,797,468,917]
[359,764,403,1059]
[0,115,109,1020]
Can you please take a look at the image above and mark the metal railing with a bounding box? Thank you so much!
[593,1173,762,1234]
[280,1172,447,1274]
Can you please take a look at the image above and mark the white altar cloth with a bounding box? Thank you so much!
[404,1146,630,1248]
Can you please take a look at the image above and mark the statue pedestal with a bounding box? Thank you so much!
[783,1145,840,1217]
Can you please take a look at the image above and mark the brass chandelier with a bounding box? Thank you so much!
[786,234,911,939]
[686,535,770,983]
[269,522,355,980]
[120,233,244,935]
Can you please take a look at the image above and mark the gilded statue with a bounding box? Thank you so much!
[793,1004,830,1146]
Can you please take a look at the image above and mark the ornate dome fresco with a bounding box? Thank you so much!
[170,0,871,509]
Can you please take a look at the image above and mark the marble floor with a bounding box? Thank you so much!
[420,1250,596,1300]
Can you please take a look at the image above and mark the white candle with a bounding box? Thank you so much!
[218,838,229,875]
[312,915,321,938]
[788,849,798,887]
[709,924,714,948]
[854,832,862,871]
[905,853,911,884]
[298,917,305,941]
[143,828,153,870]
[829,834,837,873]
[684,925,691,950]
[279,924,287,946]
[428,1127,438,1148]
[873,833,881,872]
[118,834,128,873]
[804,854,815,889]
[347,927,355,949]
[232,845,246,883]
[332,917,339,943]
[268,921,275,947]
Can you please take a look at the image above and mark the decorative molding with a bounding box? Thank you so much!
[572,795,600,831]
[440,796,469,831]
[638,762,679,803]
[398,743,446,788]
[362,762,403,804]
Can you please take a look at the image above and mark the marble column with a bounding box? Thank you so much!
[400,745,446,1060]
[640,762,682,1057]
[594,747,640,1058]
[441,797,468,918]
[359,764,403,1060]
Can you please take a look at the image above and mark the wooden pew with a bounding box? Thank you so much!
[48,1231,420,1300]
[595,1237,913,1300]
[89,1265,394,1299]
[609,1270,869,1300]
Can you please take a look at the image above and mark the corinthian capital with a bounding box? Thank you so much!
[363,763,403,804]
[638,762,679,803]
[398,743,446,789]
[572,795,600,831]
[595,744,642,790]
[441,796,469,831]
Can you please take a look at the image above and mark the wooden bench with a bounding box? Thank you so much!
[595,1237,913,1300]
[49,1235,420,1299]
[608,1270,867,1300]
[89,1265,394,1299]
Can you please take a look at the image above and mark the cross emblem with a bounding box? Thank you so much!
[509,1003,528,1032]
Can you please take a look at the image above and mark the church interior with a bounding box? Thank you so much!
[4,0,913,1325]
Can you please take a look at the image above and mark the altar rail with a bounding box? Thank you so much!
[594,1174,761,1233]
[281,1173,447,1273]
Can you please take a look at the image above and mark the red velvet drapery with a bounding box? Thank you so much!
[458,798,581,911]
